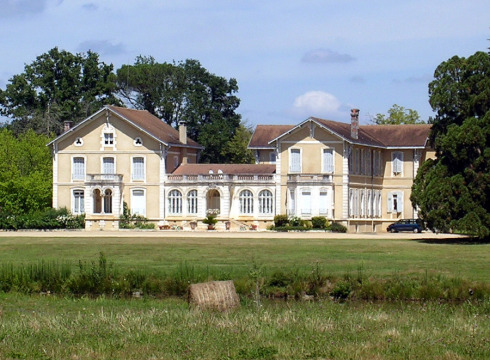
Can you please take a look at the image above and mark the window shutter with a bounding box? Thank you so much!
[397,191,404,213]
[132,157,144,180]
[103,158,114,174]
[323,149,333,173]
[290,149,301,172]
[387,193,393,213]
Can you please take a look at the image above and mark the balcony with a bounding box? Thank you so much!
[86,174,124,185]
[165,174,275,184]
[287,174,332,184]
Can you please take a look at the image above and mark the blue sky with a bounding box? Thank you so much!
[0,0,488,127]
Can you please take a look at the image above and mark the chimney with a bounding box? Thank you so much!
[179,121,187,145]
[350,109,359,140]
[63,121,73,133]
[179,121,188,165]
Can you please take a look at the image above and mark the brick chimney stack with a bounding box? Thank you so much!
[350,109,359,140]
[179,121,188,164]
[179,121,187,145]
[63,121,73,133]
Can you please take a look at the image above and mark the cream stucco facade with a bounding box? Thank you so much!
[50,106,433,232]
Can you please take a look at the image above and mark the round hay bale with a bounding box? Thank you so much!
[188,280,240,311]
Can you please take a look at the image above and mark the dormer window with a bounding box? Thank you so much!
[104,133,114,146]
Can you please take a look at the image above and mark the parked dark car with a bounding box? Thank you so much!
[387,219,423,233]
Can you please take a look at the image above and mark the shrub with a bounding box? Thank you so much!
[329,222,347,233]
[311,216,329,229]
[273,214,288,227]
[331,280,351,300]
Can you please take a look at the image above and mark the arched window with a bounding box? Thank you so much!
[239,190,253,214]
[93,189,102,214]
[168,190,182,214]
[104,189,112,214]
[258,190,273,214]
[188,190,198,214]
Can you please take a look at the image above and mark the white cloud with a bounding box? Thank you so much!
[291,91,347,119]
[77,40,126,56]
[302,49,356,64]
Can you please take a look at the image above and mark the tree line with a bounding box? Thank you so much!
[0,48,254,164]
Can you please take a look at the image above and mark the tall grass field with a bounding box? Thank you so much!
[0,235,488,359]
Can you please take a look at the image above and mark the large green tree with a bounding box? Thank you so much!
[0,47,119,135]
[220,121,255,164]
[0,129,52,215]
[116,57,242,163]
[372,104,424,125]
[411,51,490,239]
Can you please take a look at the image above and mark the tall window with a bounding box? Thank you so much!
[319,191,328,215]
[322,149,334,173]
[269,152,276,163]
[301,190,311,215]
[355,149,360,174]
[132,157,145,181]
[388,191,404,213]
[104,189,112,213]
[93,189,102,213]
[72,157,85,181]
[73,190,84,214]
[102,157,115,176]
[239,190,253,214]
[360,149,365,174]
[289,189,295,215]
[188,190,198,214]
[168,190,182,214]
[366,150,372,176]
[392,152,403,175]
[258,190,273,214]
[289,149,301,172]
[131,189,145,216]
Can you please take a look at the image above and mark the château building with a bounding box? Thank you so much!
[49,106,432,232]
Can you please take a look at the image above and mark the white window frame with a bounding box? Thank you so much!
[168,189,182,214]
[72,156,86,182]
[101,157,116,179]
[239,189,254,214]
[72,189,85,214]
[103,188,113,214]
[387,191,404,213]
[187,190,198,214]
[322,148,334,174]
[289,148,301,173]
[258,189,273,214]
[392,151,403,176]
[319,190,328,215]
[131,188,146,216]
[131,156,145,181]
[301,189,311,215]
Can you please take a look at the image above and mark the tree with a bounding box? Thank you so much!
[0,129,52,215]
[221,122,255,164]
[411,51,490,239]
[372,104,424,125]
[0,47,119,135]
[116,57,242,163]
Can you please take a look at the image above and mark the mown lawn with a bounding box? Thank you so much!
[0,235,489,359]
[0,235,488,281]
[0,293,488,360]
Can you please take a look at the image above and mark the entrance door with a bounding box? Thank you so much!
[206,189,220,214]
